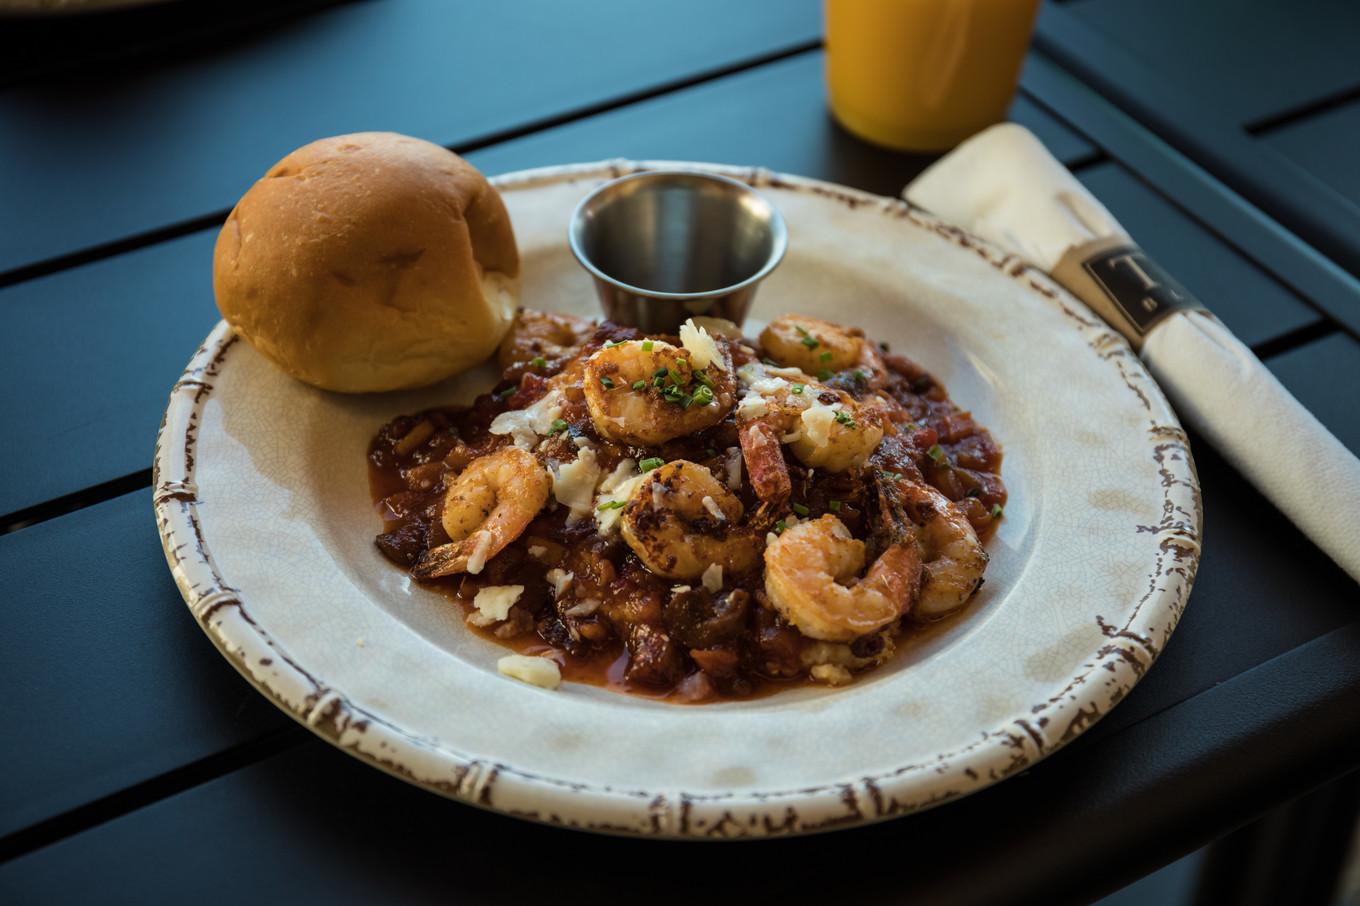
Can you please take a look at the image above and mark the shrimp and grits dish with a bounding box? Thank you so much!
[368,310,1006,702]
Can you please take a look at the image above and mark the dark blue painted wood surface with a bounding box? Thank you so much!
[0,0,821,273]
[2,1,1360,900]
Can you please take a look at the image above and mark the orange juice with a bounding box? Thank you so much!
[825,0,1040,152]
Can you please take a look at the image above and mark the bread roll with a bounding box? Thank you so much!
[213,132,519,392]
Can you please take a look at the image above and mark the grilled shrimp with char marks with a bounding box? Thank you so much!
[497,308,592,372]
[735,362,885,503]
[412,447,551,579]
[880,475,989,619]
[620,460,762,580]
[583,338,735,445]
[763,514,921,642]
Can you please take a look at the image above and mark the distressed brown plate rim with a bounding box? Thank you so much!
[153,159,1201,838]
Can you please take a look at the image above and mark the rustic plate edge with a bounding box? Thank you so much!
[152,159,1202,839]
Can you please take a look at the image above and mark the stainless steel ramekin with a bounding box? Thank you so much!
[567,169,788,333]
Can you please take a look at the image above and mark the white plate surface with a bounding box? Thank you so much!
[154,160,1201,838]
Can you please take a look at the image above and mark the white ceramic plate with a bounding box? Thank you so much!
[154,160,1201,838]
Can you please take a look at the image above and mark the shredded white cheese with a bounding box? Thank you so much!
[735,391,768,421]
[527,545,547,559]
[680,318,726,371]
[701,563,723,593]
[497,655,562,689]
[724,446,743,490]
[468,585,523,627]
[701,495,725,521]
[489,388,565,449]
[551,447,601,523]
[799,402,841,449]
[672,585,692,594]
[545,568,573,598]
[594,473,645,534]
[564,598,601,617]
[598,458,638,493]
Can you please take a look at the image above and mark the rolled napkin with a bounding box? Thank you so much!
[906,123,1360,583]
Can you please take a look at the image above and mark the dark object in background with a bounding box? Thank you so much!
[0,0,349,88]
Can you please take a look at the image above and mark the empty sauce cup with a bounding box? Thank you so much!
[568,170,788,333]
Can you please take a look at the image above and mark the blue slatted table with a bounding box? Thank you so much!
[2,3,1357,903]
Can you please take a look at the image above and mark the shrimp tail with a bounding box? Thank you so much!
[411,540,469,579]
[867,469,913,555]
[739,421,791,504]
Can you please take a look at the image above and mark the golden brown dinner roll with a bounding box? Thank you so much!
[213,132,519,392]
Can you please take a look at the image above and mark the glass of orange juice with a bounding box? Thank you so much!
[825,0,1041,152]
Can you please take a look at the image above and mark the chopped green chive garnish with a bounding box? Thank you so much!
[926,444,946,463]
[773,519,787,534]
[603,340,623,348]
[531,356,547,369]
[597,500,626,511]
[828,499,842,512]
[548,418,569,436]
[653,367,669,378]
[991,503,1005,518]
[599,376,614,390]
[791,384,804,394]
[497,386,517,400]
[819,351,833,362]
[792,502,810,517]
[691,385,715,407]
[667,368,685,386]
[631,380,648,391]
[818,369,833,381]
[879,470,901,481]
[801,336,820,350]
[693,370,714,389]
[853,369,867,381]
[965,487,981,498]
[795,325,811,337]
[833,410,856,428]
[639,457,665,473]
[642,340,654,352]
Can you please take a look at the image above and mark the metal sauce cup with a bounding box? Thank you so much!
[567,169,788,333]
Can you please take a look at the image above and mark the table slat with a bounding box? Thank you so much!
[3,621,1356,905]
[0,51,1092,521]
[0,492,294,843]
[1064,0,1360,126]
[1259,99,1360,208]
[0,0,820,274]
[1076,162,1320,347]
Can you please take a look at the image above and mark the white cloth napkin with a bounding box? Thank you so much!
[905,123,1360,583]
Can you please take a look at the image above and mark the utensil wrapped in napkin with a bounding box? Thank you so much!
[905,124,1360,583]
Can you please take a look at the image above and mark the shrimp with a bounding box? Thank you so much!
[882,477,989,619]
[760,315,865,374]
[583,339,735,446]
[734,362,885,503]
[412,447,551,579]
[498,308,593,372]
[763,515,921,642]
[619,460,762,580]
